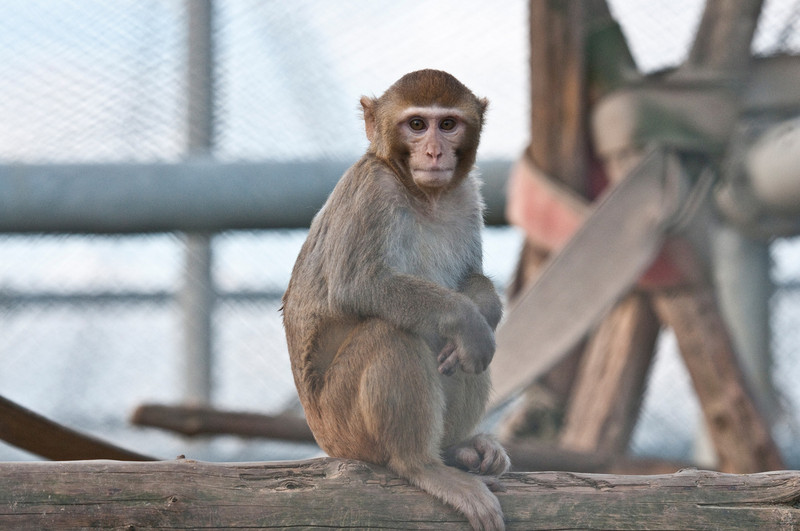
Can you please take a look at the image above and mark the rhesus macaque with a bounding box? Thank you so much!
[283,69,509,530]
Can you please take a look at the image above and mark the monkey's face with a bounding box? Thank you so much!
[360,70,487,198]
[397,106,474,193]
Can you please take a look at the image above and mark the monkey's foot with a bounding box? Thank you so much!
[443,433,511,477]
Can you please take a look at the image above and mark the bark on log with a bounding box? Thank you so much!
[3,458,800,529]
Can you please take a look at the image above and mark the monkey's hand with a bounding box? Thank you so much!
[437,305,495,376]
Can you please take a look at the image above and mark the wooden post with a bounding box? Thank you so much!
[3,458,800,529]
[652,285,784,473]
[559,293,659,455]
[527,0,590,191]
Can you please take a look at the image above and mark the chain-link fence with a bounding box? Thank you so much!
[0,0,798,465]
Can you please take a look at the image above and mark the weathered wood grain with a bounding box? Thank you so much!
[2,457,800,529]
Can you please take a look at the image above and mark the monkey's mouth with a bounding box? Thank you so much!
[412,168,454,188]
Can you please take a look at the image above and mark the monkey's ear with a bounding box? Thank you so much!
[360,96,377,143]
[478,97,489,119]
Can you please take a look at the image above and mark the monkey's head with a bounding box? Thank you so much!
[360,70,488,198]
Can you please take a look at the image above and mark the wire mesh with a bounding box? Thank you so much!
[0,0,798,466]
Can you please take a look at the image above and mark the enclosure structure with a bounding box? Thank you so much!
[2,0,800,527]
[492,0,800,476]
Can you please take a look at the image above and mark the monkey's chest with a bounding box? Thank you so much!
[388,218,477,290]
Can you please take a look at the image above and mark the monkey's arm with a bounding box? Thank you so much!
[434,273,502,375]
[330,268,495,375]
[459,273,502,331]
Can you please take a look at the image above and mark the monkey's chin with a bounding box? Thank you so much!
[412,169,454,190]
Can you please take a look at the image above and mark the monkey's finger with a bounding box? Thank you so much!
[480,476,507,493]
[437,352,460,376]
[480,449,510,477]
[437,342,457,364]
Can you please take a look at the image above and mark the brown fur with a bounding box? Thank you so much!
[283,70,508,530]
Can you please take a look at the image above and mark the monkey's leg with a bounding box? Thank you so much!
[441,372,511,478]
[319,320,505,531]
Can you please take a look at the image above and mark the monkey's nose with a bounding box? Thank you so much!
[426,146,443,160]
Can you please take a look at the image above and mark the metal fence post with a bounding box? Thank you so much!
[181,0,215,404]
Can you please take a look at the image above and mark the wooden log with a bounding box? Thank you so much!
[131,404,315,442]
[2,458,800,529]
[652,284,784,473]
[559,293,660,455]
[504,439,690,475]
[0,394,153,462]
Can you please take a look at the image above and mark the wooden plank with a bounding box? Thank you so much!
[559,293,659,455]
[653,285,784,473]
[0,395,153,462]
[2,458,800,529]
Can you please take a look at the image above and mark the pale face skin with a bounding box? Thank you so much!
[396,106,469,191]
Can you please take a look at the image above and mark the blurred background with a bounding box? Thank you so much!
[0,0,798,464]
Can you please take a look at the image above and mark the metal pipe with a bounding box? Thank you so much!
[182,0,216,405]
[0,159,511,233]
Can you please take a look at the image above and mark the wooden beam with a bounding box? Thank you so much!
[0,395,153,462]
[2,458,800,529]
[131,403,315,442]
[503,0,597,419]
[130,403,686,475]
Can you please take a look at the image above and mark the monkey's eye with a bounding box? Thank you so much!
[408,118,426,131]
[439,118,457,131]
